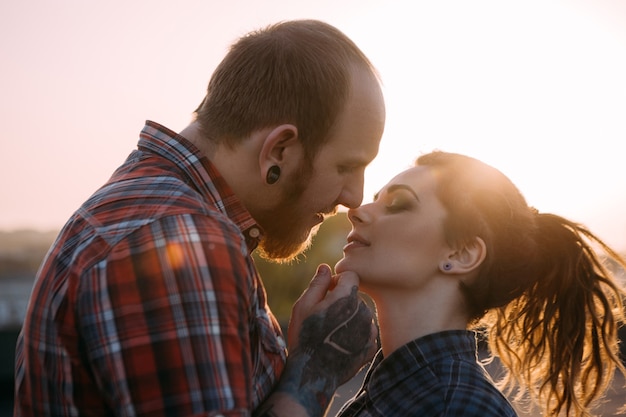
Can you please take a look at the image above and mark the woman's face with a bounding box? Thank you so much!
[335,166,452,293]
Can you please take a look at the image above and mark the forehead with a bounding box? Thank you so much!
[374,166,439,201]
[318,132,379,166]
[316,67,385,165]
[387,166,435,189]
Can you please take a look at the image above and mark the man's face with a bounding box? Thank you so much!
[258,68,386,262]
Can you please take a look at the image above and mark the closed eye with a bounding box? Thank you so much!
[374,184,420,203]
[338,165,362,175]
[385,195,413,213]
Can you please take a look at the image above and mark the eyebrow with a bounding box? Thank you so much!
[373,184,420,202]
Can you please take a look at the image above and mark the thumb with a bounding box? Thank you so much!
[300,264,333,306]
[287,264,332,348]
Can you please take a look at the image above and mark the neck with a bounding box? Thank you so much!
[179,121,247,195]
[177,121,276,221]
[179,121,216,158]
[370,285,468,356]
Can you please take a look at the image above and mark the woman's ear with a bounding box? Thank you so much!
[258,124,300,183]
[441,237,486,274]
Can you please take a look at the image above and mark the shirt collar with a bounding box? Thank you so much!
[365,330,478,399]
[138,120,263,251]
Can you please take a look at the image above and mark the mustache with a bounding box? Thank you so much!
[321,206,339,218]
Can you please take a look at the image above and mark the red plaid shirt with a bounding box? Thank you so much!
[14,121,287,417]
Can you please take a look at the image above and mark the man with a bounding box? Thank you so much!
[14,19,386,417]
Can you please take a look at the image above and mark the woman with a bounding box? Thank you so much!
[334,151,626,417]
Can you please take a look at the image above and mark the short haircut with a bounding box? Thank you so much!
[194,19,380,160]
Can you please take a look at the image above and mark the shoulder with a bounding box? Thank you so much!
[391,352,516,417]
[361,357,516,416]
[437,359,517,417]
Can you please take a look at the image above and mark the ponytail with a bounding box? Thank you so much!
[482,213,626,417]
[416,151,626,416]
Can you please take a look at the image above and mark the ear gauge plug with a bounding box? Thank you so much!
[266,165,281,184]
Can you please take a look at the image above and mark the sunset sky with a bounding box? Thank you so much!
[1,0,625,251]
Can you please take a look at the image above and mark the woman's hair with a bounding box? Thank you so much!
[416,151,626,417]
[194,19,380,162]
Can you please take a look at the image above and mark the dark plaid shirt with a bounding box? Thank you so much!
[336,330,518,417]
[14,121,287,417]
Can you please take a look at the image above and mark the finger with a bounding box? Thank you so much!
[288,264,333,348]
[328,274,340,291]
[358,320,379,365]
[333,270,359,289]
[368,320,379,353]
[324,270,360,302]
[297,264,333,307]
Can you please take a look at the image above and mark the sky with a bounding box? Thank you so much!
[1,0,626,251]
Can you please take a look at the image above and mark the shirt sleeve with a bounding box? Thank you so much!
[76,213,258,416]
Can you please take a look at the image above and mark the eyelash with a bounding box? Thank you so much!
[385,197,411,213]
[338,165,359,174]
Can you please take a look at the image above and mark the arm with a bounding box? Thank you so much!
[255,264,378,417]
[78,218,261,416]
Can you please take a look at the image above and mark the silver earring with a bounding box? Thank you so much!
[442,262,452,271]
[266,165,281,184]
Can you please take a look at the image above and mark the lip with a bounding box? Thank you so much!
[315,207,338,225]
[343,232,370,252]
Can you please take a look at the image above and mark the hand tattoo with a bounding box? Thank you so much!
[298,286,373,365]
[276,286,375,417]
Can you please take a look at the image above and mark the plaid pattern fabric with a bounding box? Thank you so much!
[14,121,287,417]
[337,330,518,417]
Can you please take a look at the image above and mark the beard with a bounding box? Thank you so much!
[258,221,319,263]
[256,165,334,263]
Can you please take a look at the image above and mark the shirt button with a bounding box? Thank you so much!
[249,227,260,238]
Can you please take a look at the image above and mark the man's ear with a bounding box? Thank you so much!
[258,124,300,179]
[442,237,486,274]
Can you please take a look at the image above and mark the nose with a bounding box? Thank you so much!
[347,205,369,225]
[338,175,365,209]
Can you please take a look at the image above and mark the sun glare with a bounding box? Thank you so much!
[340,1,626,250]
[1,0,625,250]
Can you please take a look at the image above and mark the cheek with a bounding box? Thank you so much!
[306,175,342,204]
[362,232,411,273]
[390,227,444,267]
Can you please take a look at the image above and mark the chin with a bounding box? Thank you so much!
[334,258,350,274]
[335,259,371,279]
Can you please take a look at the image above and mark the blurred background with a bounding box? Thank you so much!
[2,0,626,415]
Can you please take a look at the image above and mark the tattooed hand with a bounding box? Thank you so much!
[263,264,377,417]
[297,285,374,381]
